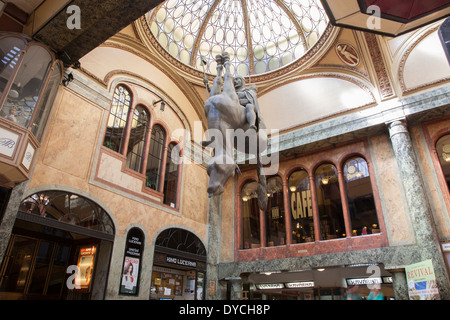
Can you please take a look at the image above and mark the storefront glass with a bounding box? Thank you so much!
[241,180,260,248]
[343,157,379,236]
[315,163,346,240]
[266,176,285,246]
[289,169,314,243]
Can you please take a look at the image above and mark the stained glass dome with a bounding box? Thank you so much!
[146,0,329,76]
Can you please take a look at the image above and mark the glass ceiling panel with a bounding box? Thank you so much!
[147,0,329,76]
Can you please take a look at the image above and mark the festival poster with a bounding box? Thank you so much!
[120,256,140,295]
[405,259,440,300]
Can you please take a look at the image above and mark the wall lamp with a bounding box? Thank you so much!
[153,99,166,111]
[62,72,74,87]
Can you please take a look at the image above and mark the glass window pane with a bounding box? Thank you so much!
[1,45,52,128]
[266,176,286,246]
[315,163,346,240]
[46,244,71,296]
[241,181,260,248]
[343,157,379,236]
[31,63,61,141]
[163,143,180,207]
[146,125,166,191]
[126,105,149,173]
[289,169,314,243]
[28,241,54,294]
[104,85,132,153]
[0,37,26,98]
[436,134,450,192]
[0,236,37,293]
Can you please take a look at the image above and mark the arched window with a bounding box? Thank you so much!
[266,175,285,246]
[126,105,149,173]
[104,85,132,153]
[436,134,450,192]
[163,143,180,207]
[146,124,166,191]
[241,180,260,249]
[289,169,314,243]
[315,163,345,240]
[343,157,379,235]
[19,191,115,235]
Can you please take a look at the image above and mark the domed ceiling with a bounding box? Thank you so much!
[145,0,329,77]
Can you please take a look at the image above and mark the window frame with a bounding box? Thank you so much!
[238,151,383,252]
[102,84,183,209]
[0,34,63,141]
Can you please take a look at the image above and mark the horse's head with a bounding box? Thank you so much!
[206,159,238,197]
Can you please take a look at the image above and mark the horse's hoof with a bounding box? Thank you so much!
[215,54,224,65]
[222,52,230,62]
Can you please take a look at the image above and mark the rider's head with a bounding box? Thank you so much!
[233,75,245,89]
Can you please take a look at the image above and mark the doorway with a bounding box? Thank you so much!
[0,190,115,300]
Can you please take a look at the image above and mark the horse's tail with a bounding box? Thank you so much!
[256,151,267,213]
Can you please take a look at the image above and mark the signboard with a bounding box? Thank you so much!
[405,259,440,300]
[120,228,145,295]
[74,246,96,291]
[285,281,314,288]
[346,277,382,286]
[166,256,197,268]
[256,283,285,290]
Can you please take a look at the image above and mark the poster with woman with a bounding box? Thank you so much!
[120,256,140,294]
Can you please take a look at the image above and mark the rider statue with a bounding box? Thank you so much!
[234,75,260,131]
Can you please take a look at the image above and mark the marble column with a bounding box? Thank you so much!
[388,119,450,299]
[0,180,30,268]
[389,268,409,300]
[206,194,222,300]
[226,277,244,300]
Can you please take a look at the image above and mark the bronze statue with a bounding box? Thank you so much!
[203,52,267,212]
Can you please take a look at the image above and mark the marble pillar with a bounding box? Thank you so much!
[206,194,222,300]
[0,180,30,268]
[226,277,244,300]
[388,119,450,299]
[390,268,409,300]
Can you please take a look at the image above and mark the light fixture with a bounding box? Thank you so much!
[317,268,325,272]
[62,72,74,87]
[153,99,166,111]
[321,178,329,185]
[290,186,296,192]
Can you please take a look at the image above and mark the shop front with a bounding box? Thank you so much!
[246,264,394,300]
[150,228,206,300]
[0,190,115,300]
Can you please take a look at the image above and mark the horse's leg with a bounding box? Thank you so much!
[221,53,239,102]
[209,55,224,97]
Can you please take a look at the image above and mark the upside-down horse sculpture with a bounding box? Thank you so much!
[203,52,268,212]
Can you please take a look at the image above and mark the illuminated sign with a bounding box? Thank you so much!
[346,277,382,286]
[256,283,284,290]
[120,228,145,295]
[166,256,197,268]
[75,246,96,291]
[285,281,315,288]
